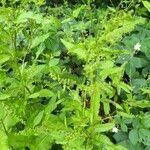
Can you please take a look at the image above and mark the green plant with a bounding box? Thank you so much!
[0,0,149,150]
[114,112,150,150]
[116,25,150,99]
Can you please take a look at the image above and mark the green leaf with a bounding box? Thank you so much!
[8,134,30,148]
[113,131,128,143]
[131,57,148,68]
[100,61,114,69]
[29,89,54,99]
[131,78,147,93]
[129,129,138,145]
[128,100,150,108]
[94,123,115,133]
[61,39,87,60]
[49,58,59,67]
[49,16,61,29]
[0,103,5,119]
[109,100,123,110]
[125,62,136,78]
[45,96,58,114]
[121,123,128,132]
[35,44,45,59]
[72,5,85,18]
[102,17,145,44]
[17,11,34,23]
[33,110,44,127]
[103,102,110,115]
[0,54,11,64]
[17,11,43,23]
[26,64,45,80]
[31,34,49,49]
[33,134,53,150]
[143,1,150,12]
[117,112,134,118]
[139,129,150,146]
[31,0,45,6]
[45,36,59,51]
[0,94,11,100]
[119,82,132,93]
[0,130,9,150]
[142,114,150,128]
[90,84,101,122]
[132,118,140,129]
[141,88,150,94]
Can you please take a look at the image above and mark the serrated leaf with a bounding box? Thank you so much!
[103,102,110,115]
[17,11,43,23]
[49,58,59,67]
[131,78,147,93]
[121,123,128,132]
[131,57,148,68]
[113,131,128,143]
[36,44,45,59]
[94,123,115,133]
[50,16,61,29]
[100,61,114,69]
[26,64,45,80]
[91,87,101,121]
[129,129,138,145]
[116,54,130,64]
[117,112,134,118]
[72,5,85,18]
[119,82,132,93]
[29,89,54,99]
[33,110,44,127]
[142,114,150,128]
[128,100,150,108]
[139,129,150,146]
[17,11,34,23]
[31,34,49,49]
[61,39,87,60]
[45,36,59,51]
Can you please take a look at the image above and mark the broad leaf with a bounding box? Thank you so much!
[129,129,138,145]
[33,110,44,127]
[94,123,115,133]
[0,130,9,150]
[143,1,150,12]
[29,89,54,99]
[31,34,49,49]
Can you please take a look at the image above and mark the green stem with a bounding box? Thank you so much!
[1,120,8,136]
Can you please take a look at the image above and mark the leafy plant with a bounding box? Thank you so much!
[0,0,149,150]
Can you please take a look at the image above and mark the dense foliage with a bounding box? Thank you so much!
[0,0,149,150]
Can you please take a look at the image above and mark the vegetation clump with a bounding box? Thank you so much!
[0,0,149,149]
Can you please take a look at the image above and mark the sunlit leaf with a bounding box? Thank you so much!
[33,110,44,127]
[29,89,54,99]
[143,1,150,12]
[0,94,11,100]
[94,123,115,133]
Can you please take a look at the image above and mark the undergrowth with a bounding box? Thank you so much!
[0,0,149,150]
